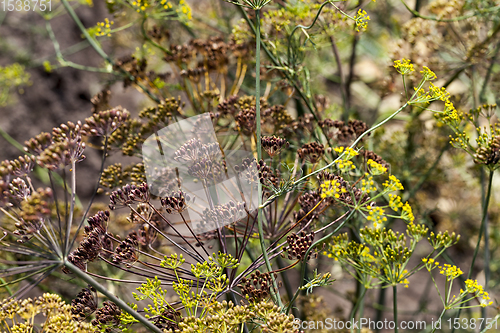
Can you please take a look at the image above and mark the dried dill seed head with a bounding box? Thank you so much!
[262,136,289,157]
[19,187,54,223]
[283,232,315,260]
[8,177,30,203]
[36,121,86,170]
[112,231,139,264]
[474,135,500,166]
[136,221,158,248]
[161,190,193,214]
[82,107,130,137]
[298,142,325,164]
[257,160,280,190]
[238,271,277,302]
[1,155,36,178]
[85,210,109,235]
[319,119,344,139]
[199,201,246,232]
[113,55,147,88]
[293,191,325,227]
[234,157,259,185]
[236,107,257,136]
[174,138,203,163]
[180,67,206,82]
[109,183,150,210]
[99,163,127,193]
[217,95,239,116]
[262,105,294,135]
[319,118,369,144]
[92,301,121,329]
[153,308,180,330]
[187,158,225,182]
[292,114,315,134]
[71,286,98,320]
[24,132,52,155]
[65,229,104,272]
[90,89,111,113]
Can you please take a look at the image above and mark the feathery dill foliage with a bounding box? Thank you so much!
[1,0,499,332]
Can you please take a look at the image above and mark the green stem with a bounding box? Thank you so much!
[254,8,282,307]
[65,160,76,255]
[469,170,494,279]
[64,260,163,333]
[453,169,494,333]
[349,284,366,333]
[393,285,398,333]
[430,309,446,333]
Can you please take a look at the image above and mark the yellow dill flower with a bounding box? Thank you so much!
[463,279,493,307]
[367,158,387,175]
[388,194,403,212]
[366,205,387,228]
[401,202,415,222]
[394,58,414,75]
[428,82,450,102]
[420,66,437,81]
[354,9,370,32]
[438,263,463,281]
[422,257,439,271]
[383,175,404,191]
[334,146,359,159]
[361,173,377,194]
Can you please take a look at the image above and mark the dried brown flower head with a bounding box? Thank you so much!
[298,142,324,164]
[262,136,289,157]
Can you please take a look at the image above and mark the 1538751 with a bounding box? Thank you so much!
[1,0,51,11]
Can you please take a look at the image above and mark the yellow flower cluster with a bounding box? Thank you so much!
[177,0,192,22]
[320,179,346,199]
[401,202,414,222]
[463,279,493,307]
[132,0,149,12]
[0,293,95,332]
[334,158,356,172]
[422,257,439,271]
[95,18,114,37]
[367,158,387,175]
[420,66,436,81]
[388,194,403,212]
[393,58,414,75]
[361,173,377,193]
[439,263,463,281]
[160,0,173,9]
[383,175,404,191]
[334,146,359,159]
[428,82,450,102]
[366,205,387,227]
[354,9,370,32]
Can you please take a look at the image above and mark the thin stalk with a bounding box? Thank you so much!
[65,160,76,255]
[349,285,366,333]
[452,170,494,332]
[64,260,163,333]
[393,285,398,333]
[69,136,109,252]
[430,309,446,333]
[254,8,282,307]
